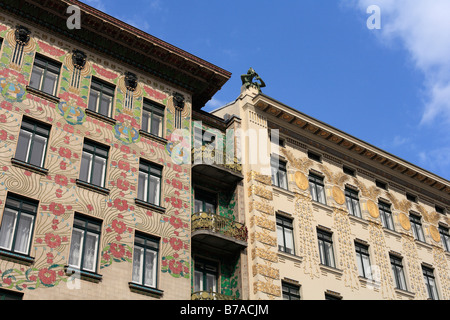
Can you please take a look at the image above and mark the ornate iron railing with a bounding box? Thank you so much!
[191,291,239,300]
[191,211,248,242]
[191,146,242,173]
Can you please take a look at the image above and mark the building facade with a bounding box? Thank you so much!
[0,0,448,301]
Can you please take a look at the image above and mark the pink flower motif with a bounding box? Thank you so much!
[169,237,183,251]
[58,147,72,159]
[116,179,129,191]
[113,198,128,212]
[54,174,68,186]
[118,160,130,172]
[0,130,7,141]
[171,179,182,190]
[49,202,65,216]
[112,219,127,234]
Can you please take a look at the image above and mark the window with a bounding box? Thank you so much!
[390,255,407,291]
[15,117,50,168]
[0,288,23,300]
[355,242,372,279]
[271,156,288,190]
[0,194,38,256]
[29,54,61,96]
[194,190,217,214]
[317,229,335,268]
[435,206,445,215]
[309,173,326,204]
[79,140,109,188]
[68,214,101,273]
[345,187,361,218]
[276,215,295,254]
[282,282,300,300]
[343,166,355,176]
[439,225,450,252]
[375,180,387,190]
[410,214,425,242]
[142,100,164,137]
[422,266,439,300]
[307,151,321,163]
[132,233,159,288]
[138,160,162,206]
[406,193,417,203]
[325,292,342,300]
[378,201,394,231]
[194,259,218,293]
[88,78,115,118]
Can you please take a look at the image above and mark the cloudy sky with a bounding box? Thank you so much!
[81,0,450,180]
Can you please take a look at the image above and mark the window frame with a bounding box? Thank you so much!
[142,99,165,138]
[0,194,38,256]
[276,214,295,255]
[138,160,163,207]
[271,156,288,190]
[422,266,439,300]
[29,53,61,96]
[282,281,301,300]
[378,201,395,231]
[355,242,372,280]
[131,232,160,289]
[345,187,361,218]
[88,77,115,118]
[194,258,219,293]
[409,213,425,242]
[309,173,327,205]
[194,189,217,214]
[439,225,450,252]
[390,254,407,291]
[317,229,335,268]
[79,139,109,188]
[15,116,51,168]
[68,213,102,274]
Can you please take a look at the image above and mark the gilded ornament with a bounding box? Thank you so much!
[398,213,411,231]
[294,171,309,190]
[429,225,441,243]
[332,186,345,205]
[367,200,379,218]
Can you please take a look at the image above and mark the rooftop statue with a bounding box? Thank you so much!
[241,68,266,92]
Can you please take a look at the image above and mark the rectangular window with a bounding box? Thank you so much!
[0,288,23,300]
[282,281,300,300]
[343,166,355,176]
[138,160,162,206]
[88,78,115,118]
[142,100,164,137]
[355,242,372,279]
[376,180,387,190]
[271,156,288,190]
[277,215,295,255]
[29,54,61,96]
[0,194,38,256]
[410,214,425,242]
[79,140,109,188]
[15,117,50,168]
[379,201,395,231]
[390,255,407,291]
[68,214,101,273]
[309,173,326,204]
[422,266,439,300]
[317,229,335,268]
[435,206,445,215]
[307,151,321,162]
[194,259,218,293]
[132,233,159,288]
[439,225,450,252]
[194,190,217,214]
[345,188,361,218]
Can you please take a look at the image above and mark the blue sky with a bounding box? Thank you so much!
[81,0,450,180]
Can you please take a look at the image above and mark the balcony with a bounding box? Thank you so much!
[191,291,239,301]
[191,146,243,190]
[191,212,247,255]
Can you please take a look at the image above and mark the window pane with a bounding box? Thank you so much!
[284,228,294,254]
[15,130,32,163]
[277,225,284,251]
[204,203,215,214]
[398,267,407,290]
[148,175,160,205]
[142,110,150,133]
[362,255,372,279]
[206,273,217,292]
[99,94,112,117]
[144,249,157,287]
[91,156,106,187]
[88,90,99,112]
[42,71,58,95]
[132,246,143,284]
[68,229,84,268]
[0,208,17,250]
[79,152,92,183]
[82,232,98,272]
[13,213,34,254]
[29,135,47,167]
[310,183,318,202]
[151,114,163,137]
[279,171,288,189]
[194,270,202,292]
[353,199,361,217]
[138,171,148,202]
[194,199,203,213]
[325,242,335,267]
[317,185,326,204]
[29,66,43,90]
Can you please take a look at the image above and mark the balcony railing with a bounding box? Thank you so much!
[191,146,242,174]
[191,291,239,300]
[191,211,248,242]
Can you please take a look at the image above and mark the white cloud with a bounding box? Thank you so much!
[345,0,450,125]
[205,97,227,110]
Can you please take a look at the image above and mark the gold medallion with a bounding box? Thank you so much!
[367,200,379,218]
[332,186,345,205]
[398,213,411,231]
[429,225,441,243]
[294,171,309,190]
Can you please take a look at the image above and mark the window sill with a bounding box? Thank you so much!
[395,288,416,299]
[139,130,168,145]
[348,214,369,227]
[85,109,117,126]
[11,158,49,176]
[277,251,303,264]
[129,282,164,298]
[0,249,35,266]
[134,198,166,214]
[76,179,110,196]
[312,200,333,213]
[383,227,402,240]
[319,264,343,276]
[415,239,433,251]
[26,86,60,104]
[272,185,295,199]
[65,266,102,283]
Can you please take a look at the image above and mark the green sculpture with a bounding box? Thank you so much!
[241,68,266,92]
